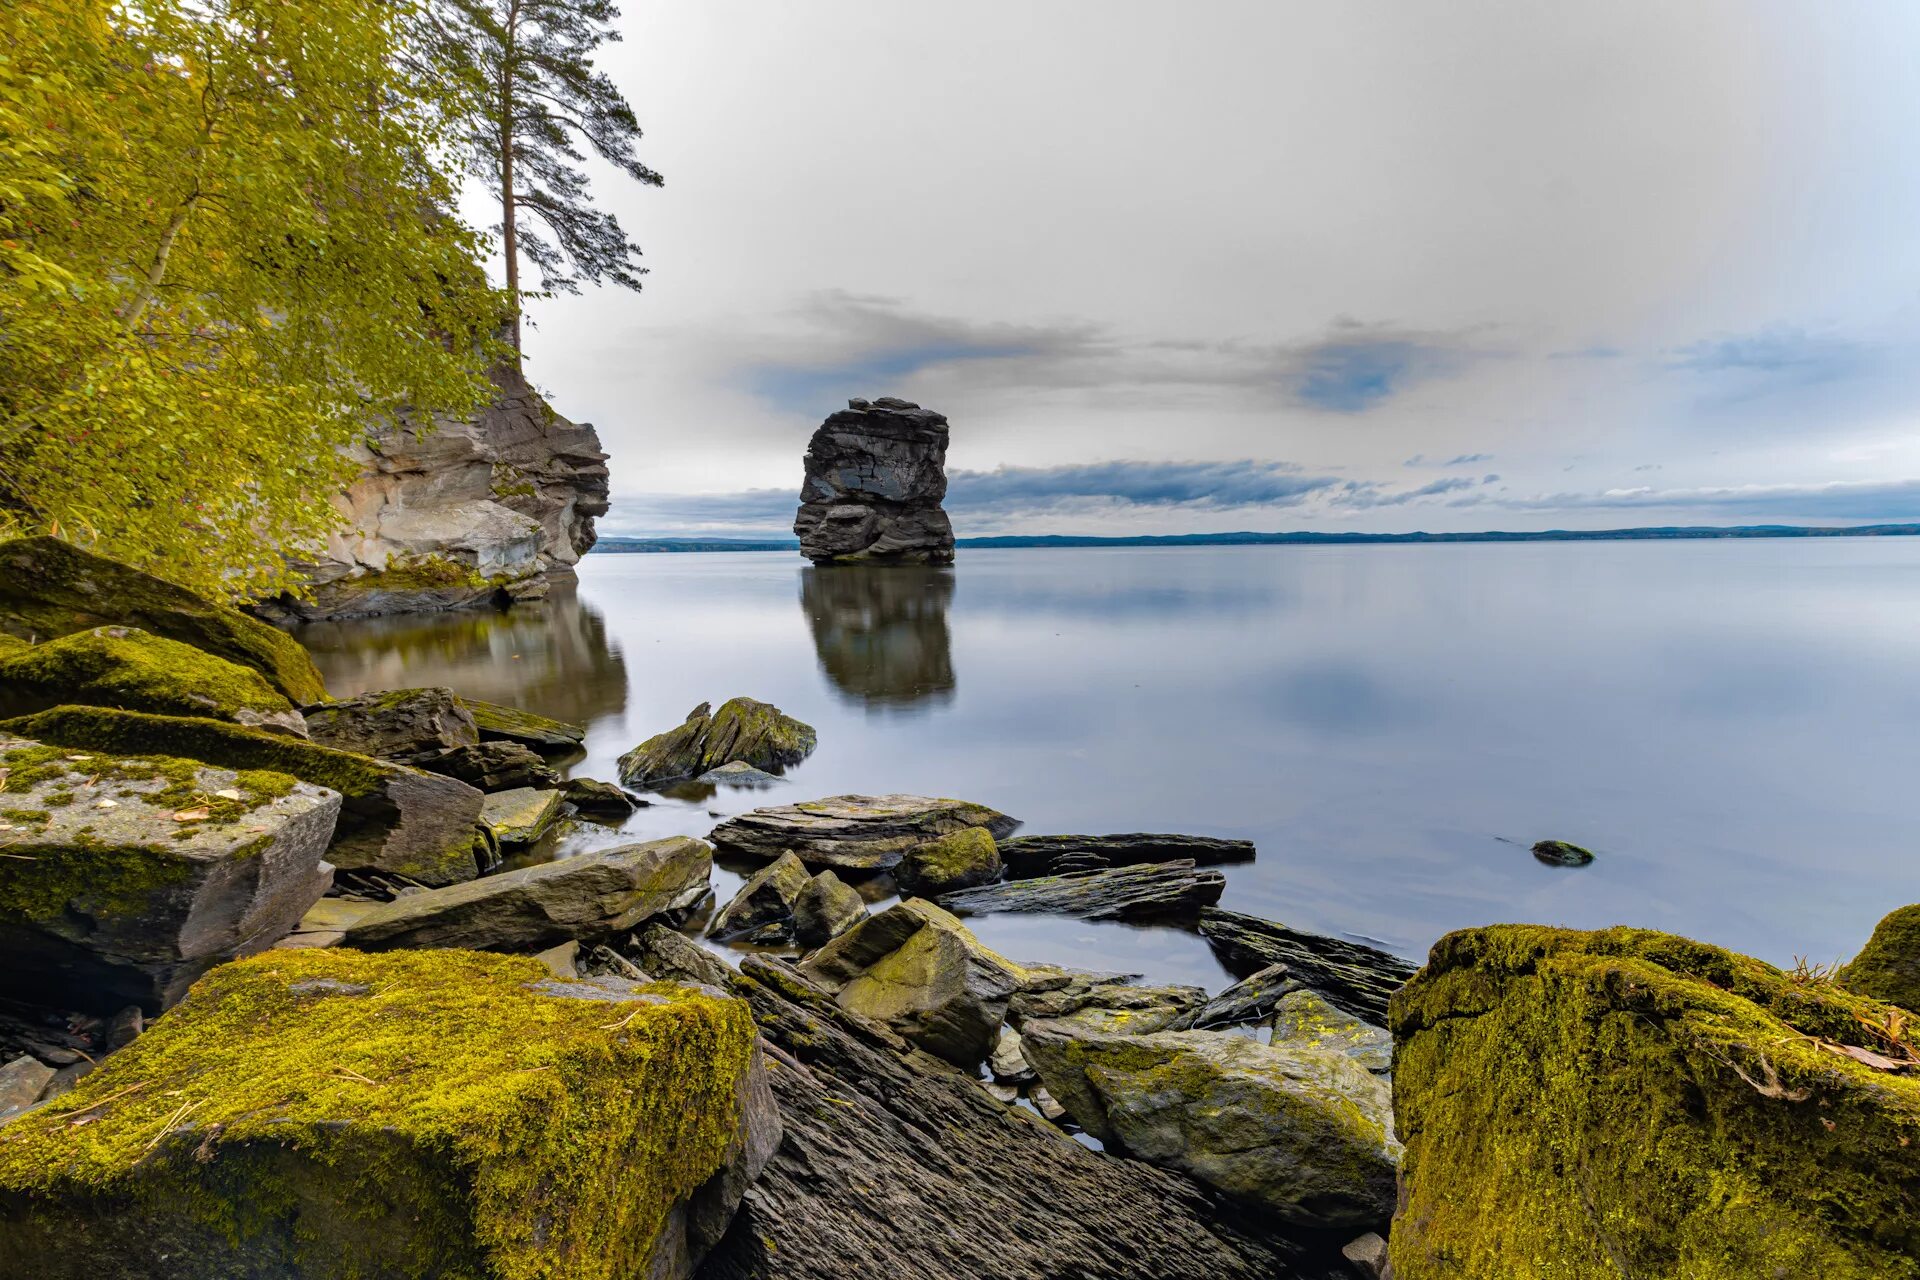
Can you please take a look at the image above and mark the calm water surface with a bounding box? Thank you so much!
[297,541,1920,989]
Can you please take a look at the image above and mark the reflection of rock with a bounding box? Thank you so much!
[801,566,955,709]
[794,398,954,565]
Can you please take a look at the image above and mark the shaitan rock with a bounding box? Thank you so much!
[790,870,867,949]
[1839,902,1920,1011]
[420,740,558,792]
[301,686,476,764]
[463,697,585,754]
[939,859,1224,922]
[894,826,1001,897]
[0,738,337,1014]
[794,398,955,565]
[1199,907,1416,1025]
[1021,1021,1399,1230]
[1166,962,1300,1031]
[1270,990,1392,1075]
[708,852,812,942]
[618,697,817,786]
[0,627,307,736]
[998,832,1257,878]
[343,836,712,952]
[709,793,1018,872]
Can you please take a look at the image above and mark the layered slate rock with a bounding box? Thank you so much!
[1840,903,1920,1012]
[479,786,563,845]
[791,871,867,949]
[894,826,1001,897]
[999,833,1256,878]
[1022,1022,1399,1230]
[420,740,558,792]
[0,949,765,1280]
[561,776,636,820]
[708,852,812,942]
[1390,926,1920,1279]
[1009,975,1207,1037]
[709,794,1018,872]
[1270,990,1391,1075]
[344,837,712,952]
[1167,962,1300,1030]
[0,627,307,736]
[796,899,1025,1065]
[618,698,817,787]
[1200,907,1416,1026]
[794,398,955,565]
[463,697,585,754]
[0,536,328,704]
[301,686,476,764]
[0,739,337,1014]
[2,708,487,888]
[939,860,1225,922]
[632,927,1328,1280]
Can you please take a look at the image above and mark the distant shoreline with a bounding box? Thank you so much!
[591,523,1920,554]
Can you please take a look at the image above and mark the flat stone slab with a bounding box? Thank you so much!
[480,786,563,845]
[998,833,1256,878]
[937,860,1225,922]
[463,698,585,753]
[1199,907,1417,1026]
[709,794,1018,871]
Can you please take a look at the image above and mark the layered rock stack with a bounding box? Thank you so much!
[794,398,956,565]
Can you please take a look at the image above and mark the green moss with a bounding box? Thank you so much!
[490,464,538,500]
[0,627,298,727]
[354,553,488,591]
[0,949,756,1280]
[1840,903,1920,1013]
[0,635,27,658]
[0,808,50,825]
[896,827,1000,896]
[1388,925,1920,1279]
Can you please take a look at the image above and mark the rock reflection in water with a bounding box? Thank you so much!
[294,580,629,730]
[801,566,955,710]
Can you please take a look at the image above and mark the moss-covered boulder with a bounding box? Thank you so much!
[1389,925,1920,1279]
[895,826,1001,897]
[0,949,767,1280]
[709,793,1020,872]
[0,737,338,1014]
[0,536,327,704]
[301,685,477,762]
[1840,903,1920,1013]
[463,697,585,754]
[708,850,812,942]
[1,707,486,887]
[0,627,306,736]
[617,697,818,787]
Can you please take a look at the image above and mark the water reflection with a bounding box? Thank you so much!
[801,566,956,710]
[297,581,630,730]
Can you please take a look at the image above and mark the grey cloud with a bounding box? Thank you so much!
[1455,478,1920,521]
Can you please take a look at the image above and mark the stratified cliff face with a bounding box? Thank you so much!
[794,397,955,565]
[258,365,610,623]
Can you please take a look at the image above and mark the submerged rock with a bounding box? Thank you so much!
[1199,907,1417,1026]
[998,832,1257,878]
[463,697,585,754]
[0,536,328,704]
[1021,1021,1399,1230]
[939,859,1225,922]
[0,627,307,736]
[708,851,812,942]
[709,793,1019,871]
[791,870,868,949]
[794,398,956,566]
[1530,838,1594,867]
[0,738,337,1014]
[1839,903,1920,1011]
[344,837,713,953]
[1269,990,1392,1075]
[0,949,764,1279]
[618,697,817,786]
[1390,925,1920,1278]
[301,685,476,763]
[696,761,783,787]
[894,826,1001,897]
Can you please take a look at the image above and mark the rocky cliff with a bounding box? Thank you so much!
[794,397,955,565]
[256,365,610,623]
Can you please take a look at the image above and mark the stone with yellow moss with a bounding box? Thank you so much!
[1389,925,1920,1279]
[0,737,337,1015]
[617,697,817,787]
[1839,903,1920,1013]
[0,948,774,1280]
[894,825,1001,897]
[709,793,1019,872]
[0,626,307,736]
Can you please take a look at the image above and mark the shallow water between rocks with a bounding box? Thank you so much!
[296,540,1920,989]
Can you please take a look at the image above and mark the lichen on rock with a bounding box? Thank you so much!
[1840,903,1920,1013]
[618,697,817,787]
[0,627,306,736]
[895,826,1001,897]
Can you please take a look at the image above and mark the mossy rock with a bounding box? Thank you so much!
[0,627,304,735]
[1,707,485,887]
[0,949,758,1280]
[0,537,327,704]
[1840,904,1920,1013]
[895,826,1001,897]
[463,698,586,754]
[1389,925,1920,1279]
[617,697,817,786]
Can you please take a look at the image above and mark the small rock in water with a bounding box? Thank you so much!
[989,1026,1034,1082]
[1531,839,1595,867]
[1029,1085,1068,1122]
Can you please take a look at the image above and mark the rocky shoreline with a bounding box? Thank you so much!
[1,536,1916,1277]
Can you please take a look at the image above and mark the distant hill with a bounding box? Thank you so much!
[592,524,1920,554]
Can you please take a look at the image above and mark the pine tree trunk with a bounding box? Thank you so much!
[500,1,522,360]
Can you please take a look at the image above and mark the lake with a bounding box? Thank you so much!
[295,539,1920,989]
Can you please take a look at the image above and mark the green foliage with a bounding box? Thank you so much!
[0,0,509,598]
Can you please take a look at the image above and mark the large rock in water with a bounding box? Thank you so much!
[253,364,611,622]
[1840,903,1920,1012]
[709,793,1018,871]
[0,626,307,736]
[1389,925,1920,1279]
[0,537,328,704]
[794,398,955,565]
[998,832,1257,877]
[938,859,1225,922]
[618,697,817,786]
[0,737,337,1014]
[0,949,769,1280]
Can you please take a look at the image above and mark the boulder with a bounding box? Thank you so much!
[1200,907,1417,1025]
[1021,1022,1399,1230]
[0,537,328,704]
[1390,926,1920,1279]
[2,707,487,887]
[709,793,1019,872]
[708,852,813,942]
[998,832,1257,878]
[0,1056,55,1122]
[561,776,637,820]
[0,737,337,1014]
[796,899,1026,1065]
[0,627,306,736]
[1531,838,1594,867]
[791,870,867,949]
[479,786,564,845]
[0,949,765,1280]
[1840,903,1920,1011]
[939,860,1225,922]
[894,826,1001,897]
[463,697,585,754]
[1166,963,1300,1030]
[794,398,956,565]
[1009,977,1207,1037]
[419,740,558,792]
[300,686,476,763]
[1270,990,1392,1075]
[343,837,712,952]
[617,698,817,786]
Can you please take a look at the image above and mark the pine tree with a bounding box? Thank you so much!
[426,0,662,356]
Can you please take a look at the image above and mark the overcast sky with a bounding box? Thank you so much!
[507,1,1920,538]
